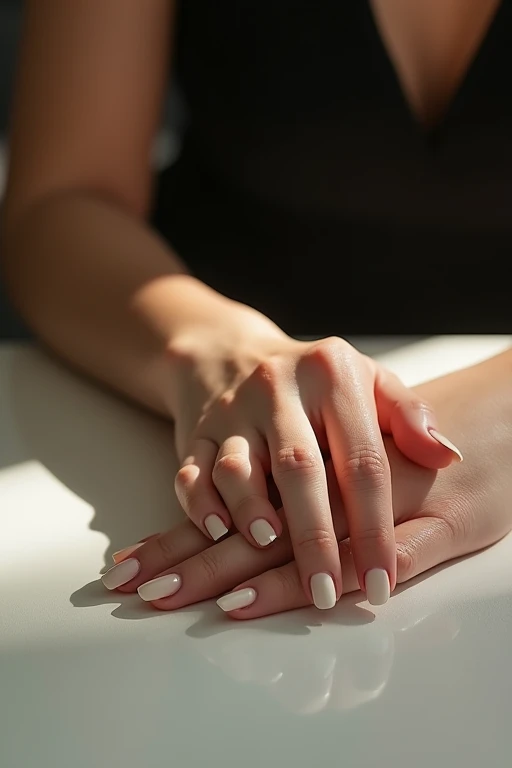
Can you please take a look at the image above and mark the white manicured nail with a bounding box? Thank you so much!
[217,588,256,612]
[205,514,229,541]
[310,573,337,610]
[101,558,140,590]
[365,569,391,606]
[249,519,277,547]
[428,429,463,462]
[137,573,182,601]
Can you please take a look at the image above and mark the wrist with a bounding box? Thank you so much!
[134,274,288,418]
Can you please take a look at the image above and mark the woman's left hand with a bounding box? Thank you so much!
[104,352,512,618]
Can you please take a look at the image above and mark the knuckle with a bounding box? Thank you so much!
[396,545,417,582]
[252,359,283,395]
[304,336,352,376]
[315,335,349,357]
[213,453,251,484]
[339,447,388,492]
[174,464,197,493]
[232,492,262,518]
[411,398,434,414]
[274,445,319,478]
[217,390,236,410]
[155,534,178,565]
[398,397,434,417]
[356,525,393,550]
[198,549,223,583]
[295,527,337,554]
[438,504,472,543]
[270,567,301,596]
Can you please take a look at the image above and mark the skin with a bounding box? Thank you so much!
[370,0,501,128]
[0,2,506,608]
[111,353,512,618]
[167,328,461,605]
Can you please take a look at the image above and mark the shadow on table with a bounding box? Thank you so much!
[3,346,381,637]
[2,342,480,639]
[68,573,376,631]
[4,345,181,567]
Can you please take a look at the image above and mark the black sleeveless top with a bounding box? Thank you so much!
[152,1,512,335]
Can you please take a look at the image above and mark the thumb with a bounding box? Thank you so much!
[373,364,463,469]
[338,515,461,597]
[394,516,460,584]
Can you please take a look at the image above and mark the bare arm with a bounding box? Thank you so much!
[0,0,239,415]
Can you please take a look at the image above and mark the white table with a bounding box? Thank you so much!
[1,336,512,768]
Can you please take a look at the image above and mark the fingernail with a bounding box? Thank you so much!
[365,569,391,606]
[310,573,337,610]
[137,573,182,602]
[249,519,277,547]
[428,429,463,462]
[101,558,140,590]
[112,543,143,563]
[217,588,257,612]
[204,514,229,541]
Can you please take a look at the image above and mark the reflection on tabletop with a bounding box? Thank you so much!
[2,340,512,768]
[187,598,460,715]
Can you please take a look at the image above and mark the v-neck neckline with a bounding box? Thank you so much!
[365,0,506,139]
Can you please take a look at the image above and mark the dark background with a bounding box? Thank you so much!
[0,0,20,133]
[0,0,24,338]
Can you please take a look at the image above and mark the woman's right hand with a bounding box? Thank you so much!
[165,301,461,607]
[103,353,512,619]
[103,351,512,617]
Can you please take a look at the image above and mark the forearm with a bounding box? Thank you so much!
[1,192,240,415]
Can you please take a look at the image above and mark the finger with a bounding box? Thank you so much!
[112,542,144,564]
[104,466,350,598]
[321,360,396,603]
[217,538,360,619]
[136,529,294,609]
[373,363,463,468]
[394,516,463,584]
[220,514,464,620]
[112,534,159,563]
[102,520,213,592]
[212,434,282,548]
[265,398,341,610]
[175,438,231,541]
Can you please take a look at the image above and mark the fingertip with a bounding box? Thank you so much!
[248,518,279,547]
[309,572,338,610]
[390,401,464,469]
[204,514,230,541]
[428,429,463,464]
[364,568,391,606]
[392,425,454,470]
[216,587,257,613]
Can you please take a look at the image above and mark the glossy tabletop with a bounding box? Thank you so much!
[1,335,511,768]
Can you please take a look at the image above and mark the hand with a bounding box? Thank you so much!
[102,352,512,617]
[166,304,461,607]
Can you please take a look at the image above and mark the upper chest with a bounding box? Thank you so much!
[370,0,502,126]
[176,1,508,132]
